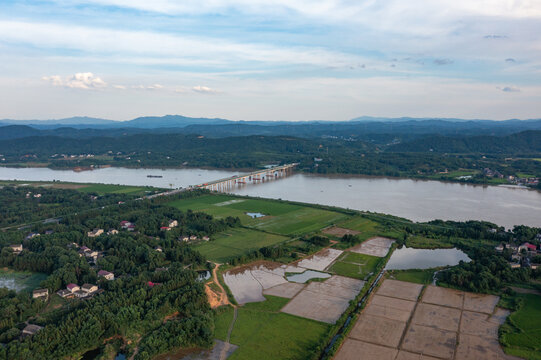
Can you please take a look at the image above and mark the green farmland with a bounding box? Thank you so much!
[192,228,289,263]
[329,252,381,280]
[501,294,541,360]
[389,268,436,285]
[215,296,329,360]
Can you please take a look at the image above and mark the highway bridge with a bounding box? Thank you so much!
[197,163,298,192]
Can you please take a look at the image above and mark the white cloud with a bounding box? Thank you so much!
[113,84,127,89]
[42,72,107,89]
[498,85,521,92]
[192,85,219,94]
[147,84,164,90]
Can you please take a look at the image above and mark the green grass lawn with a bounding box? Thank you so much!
[248,207,347,235]
[405,236,454,249]
[328,252,381,280]
[214,296,329,360]
[501,294,541,360]
[192,228,289,263]
[389,269,435,285]
[0,269,47,292]
[214,306,235,341]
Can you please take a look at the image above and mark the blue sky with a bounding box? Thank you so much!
[0,0,540,120]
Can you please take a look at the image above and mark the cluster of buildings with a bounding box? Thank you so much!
[483,168,539,187]
[496,241,540,269]
[8,244,23,255]
[160,219,179,231]
[56,283,100,299]
[483,168,504,178]
[180,235,209,242]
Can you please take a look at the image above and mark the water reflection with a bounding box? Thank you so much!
[385,247,471,270]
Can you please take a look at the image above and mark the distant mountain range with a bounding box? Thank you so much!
[1,115,541,145]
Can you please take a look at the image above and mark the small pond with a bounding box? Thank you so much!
[385,247,471,270]
[196,271,211,282]
[286,270,331,283]
[246,212,266,218]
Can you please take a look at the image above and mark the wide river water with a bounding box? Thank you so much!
[1,166,540,228]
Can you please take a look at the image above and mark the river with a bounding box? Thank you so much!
[1,166,540,228]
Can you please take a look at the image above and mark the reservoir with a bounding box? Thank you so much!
[385,247,471,270]
[1,167,540,228]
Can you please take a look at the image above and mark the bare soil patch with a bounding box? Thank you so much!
[421,285,464,309]
[463,292,500,314]
[376,279,423,301]
[281,275,364,324]
[334,339,398,360]
[349,314,406,348]
[395,351,440,360]
[455,333,519,360]
[460,311,500,338]
[363,295,415,322]
[349,237,395,257]
[401,324,457,359]
[263,282,305,299]
[489,307,511,325]
[410,303,461,332]
[322,226,360,237]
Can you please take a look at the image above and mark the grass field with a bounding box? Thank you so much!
[405,236,454,249]
[389,269,435,285]
[0,269,47,292]
[214,306,235,341]
[171,194,347,236]
[249,207,347,235]
[501,294,541,360]
[78,183,159,195]
[192,228,289,263]
[329,252,381,280]
[214,296,329,360]
[336,217,378,233]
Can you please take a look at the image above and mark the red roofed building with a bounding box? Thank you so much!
[519,242,537,252]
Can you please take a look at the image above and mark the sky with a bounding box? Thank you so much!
[0,0,540,121]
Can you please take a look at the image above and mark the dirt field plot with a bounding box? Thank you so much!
[402,324,457,359]
[335,279,513,360]
[349,237,394,257]
[263,282,305,299]
[456,333,518,360]
[349,314,406,348]
[460,311,500,338]
[395,351,440,360]
[322,226,360,237]
[463,292,500,314]
[410,303,461,332]
[421,285,464,308]
[296,248,343,271]
[376,279,423,301]
[334,339,398,360]
[281,275,364,324]
[363,295,415,322]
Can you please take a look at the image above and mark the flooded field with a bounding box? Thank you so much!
[349,237,395,257]
[286,270,331,283]
[335,280,515,360]
[246,212,266,218]
[296,248,343,271]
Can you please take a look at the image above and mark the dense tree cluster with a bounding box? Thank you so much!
[0,188,241,360]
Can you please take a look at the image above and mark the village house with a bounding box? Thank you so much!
[509,262,521,269]
[168,220,178,228]
[81,283,98,294]
[180,236,189,242]
[518,242,537,253]
[9,244,23,255]
[160,226,171,231]
[189,235,197,241]
[32,288,49,300]
[67,283,80,293]
[494,244,504,252]
[107,229,119,235]
[22,324,43,337]
[202,236,210,241]
[98,270,114,280]
[25,232,40,240]
[87,228,104,238]
[154,246,163,252]
[127,224,135,231]
[45,230,54,235]
[56,289,73,298]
